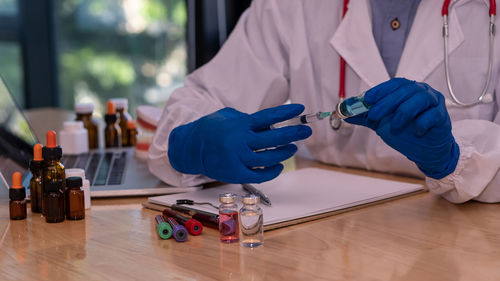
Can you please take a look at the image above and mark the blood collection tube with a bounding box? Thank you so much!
[155,215,173,239]
[191,213,219,229]
[162,208,203,235]
[165,217,188,242]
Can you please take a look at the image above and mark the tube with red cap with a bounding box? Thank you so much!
[162,208,203,235]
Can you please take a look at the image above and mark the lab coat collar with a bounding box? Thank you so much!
[330,0,389,88]
[330,0,474,86]
[396,0,464,81]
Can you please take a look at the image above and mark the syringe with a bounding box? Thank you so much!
[270,92,372,129]
[270,111,332,129]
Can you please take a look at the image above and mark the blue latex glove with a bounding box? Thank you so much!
[346,78,459,179]
[168,104,312,183]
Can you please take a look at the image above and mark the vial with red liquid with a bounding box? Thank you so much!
[218,193,239,243]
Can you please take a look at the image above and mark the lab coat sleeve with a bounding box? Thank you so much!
[426,84,500,203]
[148,0,291,186]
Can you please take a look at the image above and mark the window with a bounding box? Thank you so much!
[55,0,188,117]
[0,0,23,108]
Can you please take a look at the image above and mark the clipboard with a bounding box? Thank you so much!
[143,168,426,231]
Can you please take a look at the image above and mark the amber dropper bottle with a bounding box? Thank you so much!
[126,120,137,147]
[45,180,65,223]
[42,131,65,217]
[104,101,122,148]
[9,172,26,220]
[66,177,85,220]
[111,98,130,147]
[29,143,44,213]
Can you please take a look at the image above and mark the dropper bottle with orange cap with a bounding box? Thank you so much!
[29,143,44,213]
[42,130,65,217]
[104,101,122,148]
[126,120,137,147]
[9,172,27,220]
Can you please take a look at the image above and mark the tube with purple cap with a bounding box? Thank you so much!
[165,216,188,242]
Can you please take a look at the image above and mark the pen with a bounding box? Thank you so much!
[242,184,272,206]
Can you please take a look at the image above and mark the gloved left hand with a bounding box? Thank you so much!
[346,78,460,179]
[168,104,312,184]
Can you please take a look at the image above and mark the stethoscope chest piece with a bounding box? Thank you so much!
[330,113,342,130]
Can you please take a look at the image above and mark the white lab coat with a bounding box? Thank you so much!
[149,0,500,203]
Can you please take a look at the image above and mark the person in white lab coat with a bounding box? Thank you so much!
[149,0,500,203]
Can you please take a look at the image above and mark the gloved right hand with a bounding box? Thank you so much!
[168,104,312,183]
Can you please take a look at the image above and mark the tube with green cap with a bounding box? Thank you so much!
[155,215,173,239]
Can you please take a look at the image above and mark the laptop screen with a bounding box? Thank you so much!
[0,76,38,187]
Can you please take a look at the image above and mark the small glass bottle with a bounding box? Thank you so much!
[42,131,66,217]
[110,98,131,147]
[239,194,264,248]
[29,143,44,213]
[9,172,26,220]
[65,177,85,220]
[75,103,99,149]
[104,101,122,148]
[45,180,65,223]
[219,193,239,243]
[126,120,138,147]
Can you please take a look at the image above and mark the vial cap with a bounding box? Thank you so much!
[46,131,57,148]
[65,168,85,179]
[66,177,83,188]
[11,172,23,189]
[110,98,128,110]
[107,101,116,115]
[219,193,238,204]
[75,103,94,114]
[63,121,84,131]
[242,194,260,205]
[33,143,43,161]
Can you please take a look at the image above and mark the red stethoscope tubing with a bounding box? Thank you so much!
[338,0,497,100]
[442,0,496,16]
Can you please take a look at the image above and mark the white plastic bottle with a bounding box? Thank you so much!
[65,168,91,209]
[59,121,89,155]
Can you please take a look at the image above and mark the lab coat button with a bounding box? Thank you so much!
[391,18,400,30]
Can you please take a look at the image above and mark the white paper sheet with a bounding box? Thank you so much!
[149,168,424,226]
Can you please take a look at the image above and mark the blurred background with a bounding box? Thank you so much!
[0,0,251,118]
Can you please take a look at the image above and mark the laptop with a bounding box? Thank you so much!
[0,76,199,197]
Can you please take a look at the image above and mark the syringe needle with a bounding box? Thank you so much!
[270,111,331,129]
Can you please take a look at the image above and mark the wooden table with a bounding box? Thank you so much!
[0,160,499,281]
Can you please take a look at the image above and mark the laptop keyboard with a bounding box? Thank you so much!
[61,152,127,186]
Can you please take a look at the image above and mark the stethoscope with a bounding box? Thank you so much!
[331,0,497,130]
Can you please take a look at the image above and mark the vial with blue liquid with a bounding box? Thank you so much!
[335,92,371,119]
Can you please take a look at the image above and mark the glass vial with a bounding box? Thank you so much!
[219,193,239,243]
[104,101,122,148]
[336,92,372,119]
[66,177,85,220]
[45,180,65,223]
[239,194,264,247]
[29,143,44,213]
[75,103,99,149]
[42,131,66,217]
[9,172,26,220]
